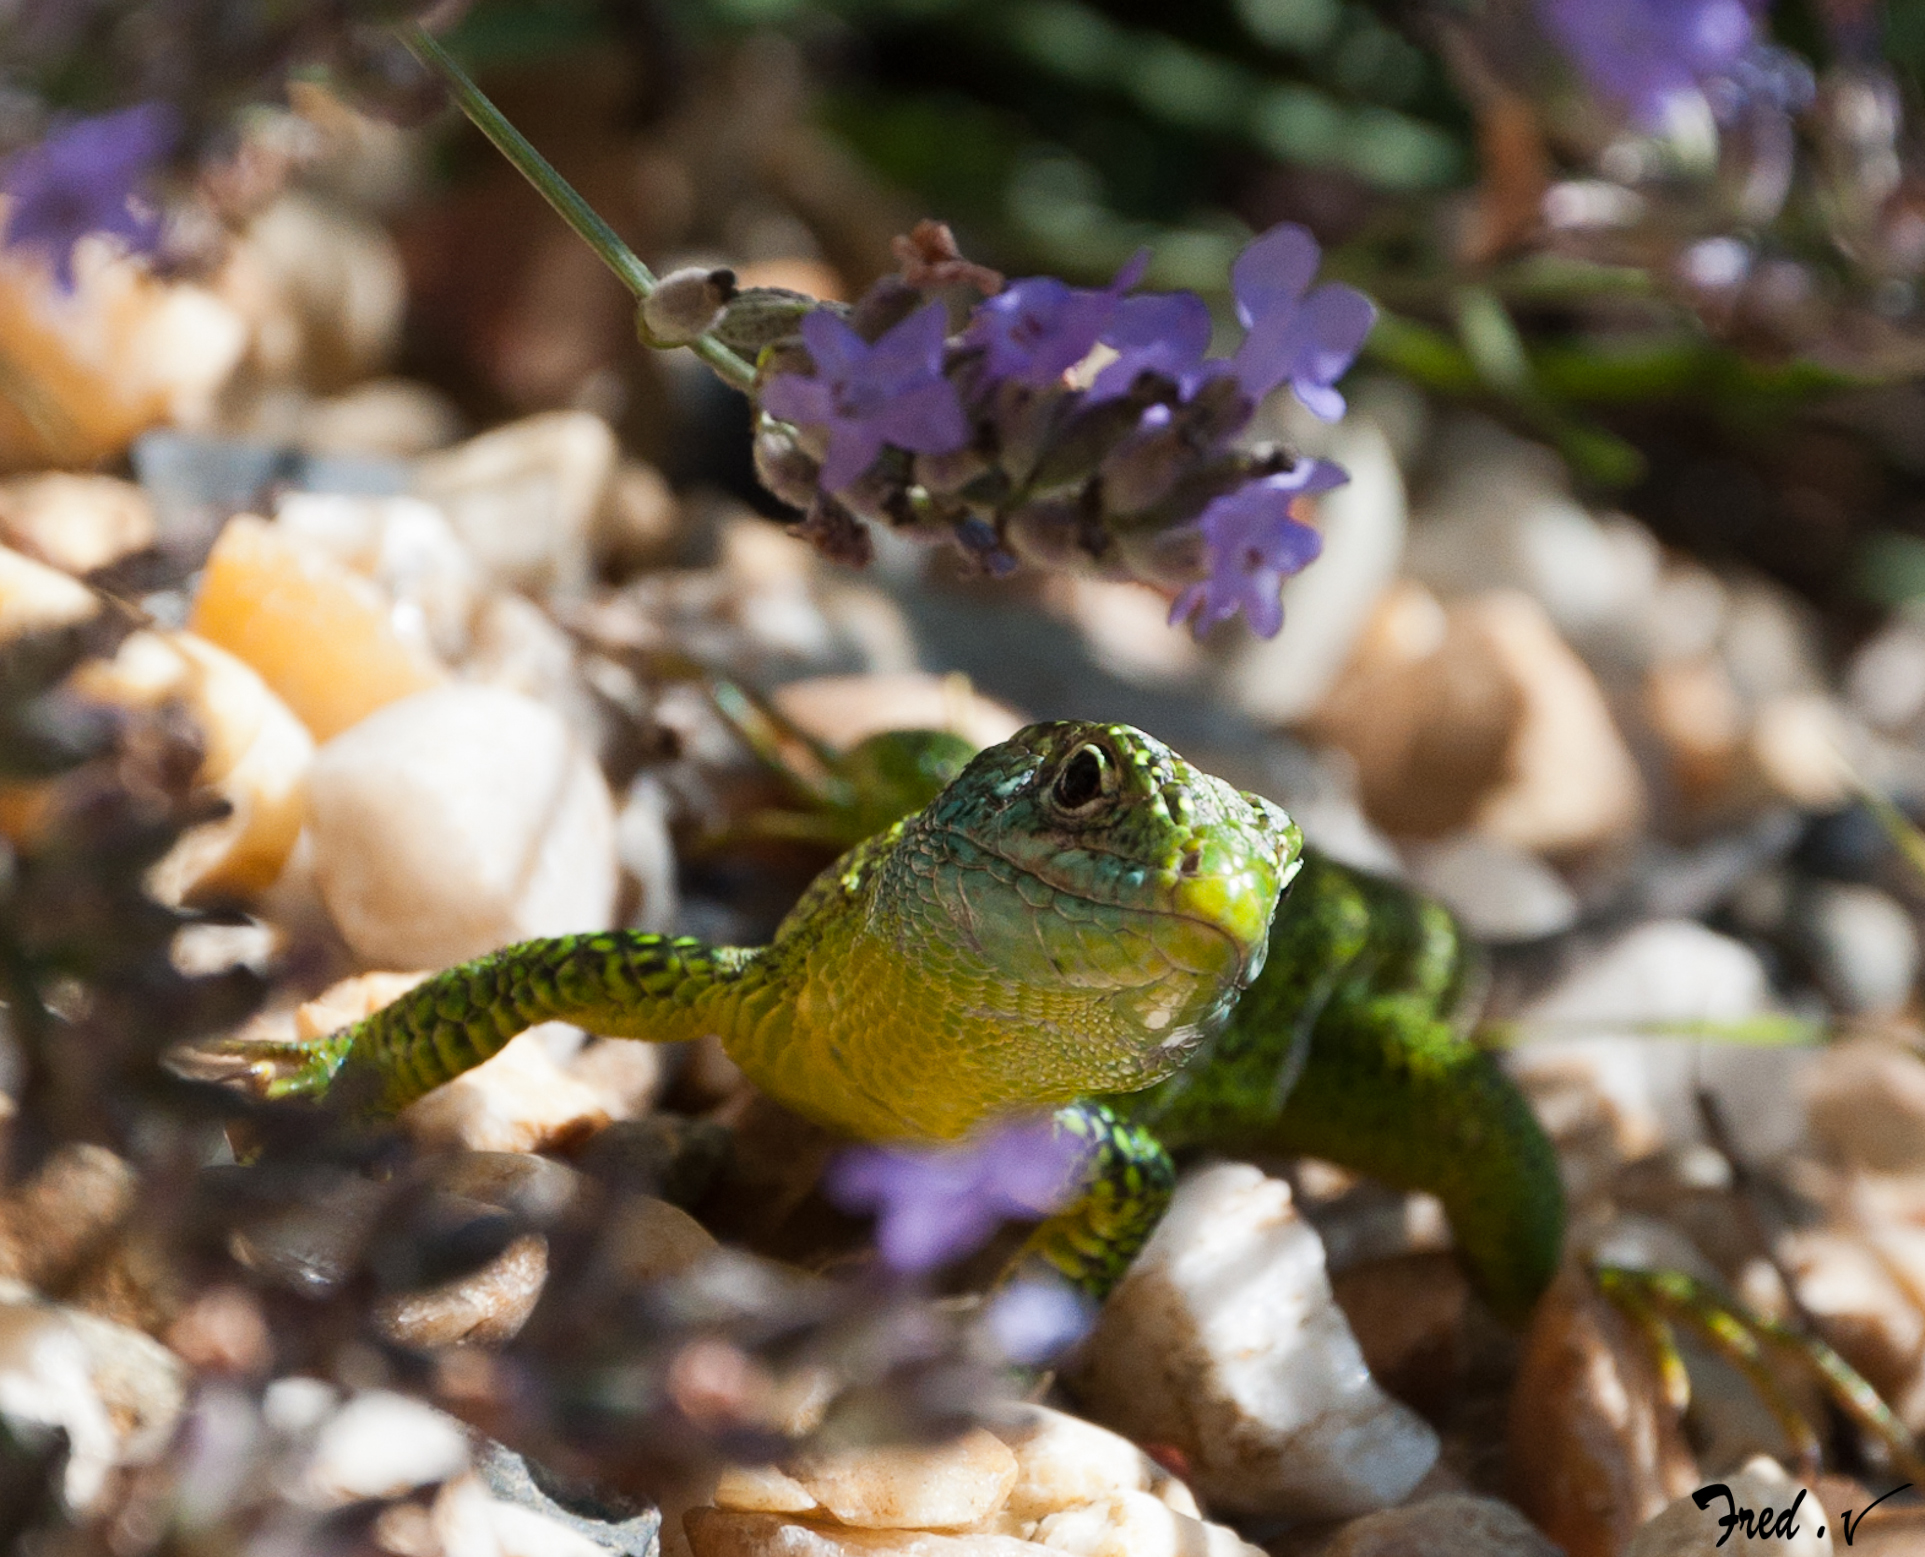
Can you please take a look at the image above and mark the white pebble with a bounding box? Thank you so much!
[307,684,617,969]
[274,492,482,663]
[1068,1164,1438,1519]
[302,1389,470,1505]
[1506,920,1814,1163]
[1406,832,1578,943]
[414,410,617,597]
[0,1304,124,1512]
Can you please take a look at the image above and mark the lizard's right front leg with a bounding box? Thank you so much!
[210,931,762,1114]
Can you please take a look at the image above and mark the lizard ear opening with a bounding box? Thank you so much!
[1052,742,1114,814]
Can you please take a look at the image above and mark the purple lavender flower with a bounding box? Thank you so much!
[980,1278,1095,1366]
[761,303,970,493]
[1227,224,1377,421]
[824,1113,1094,1275]
[2,104,178,290]
[1538,0,1763,126]
[1088,223,1373,421]
[1169,462,1347,639]
[1089,288,1217,401]
[964,250,1148,389]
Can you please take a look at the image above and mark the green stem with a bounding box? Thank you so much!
[395,21,757,394]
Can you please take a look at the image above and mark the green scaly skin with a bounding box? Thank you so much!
[221,720,1562,1320]
[1115,851,1562,1323]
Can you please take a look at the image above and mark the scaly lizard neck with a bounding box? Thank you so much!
[727,798,1278,1142]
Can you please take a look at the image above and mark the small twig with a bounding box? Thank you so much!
[394,21,758,394]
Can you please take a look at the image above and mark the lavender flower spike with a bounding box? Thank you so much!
[2,104,178,291]
[1538,0,1762,127]
[761,303,970,493]
[1087,223,1372,418]
[1170,461,1348,640]
[965,249,1149,390]
[1087,287,1216,402]
[824,1113,1094,1275]
[1228,224,1377,421]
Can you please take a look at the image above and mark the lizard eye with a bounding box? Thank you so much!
[1052,743,1113,814]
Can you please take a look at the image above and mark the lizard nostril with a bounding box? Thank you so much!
[1179,847,1202,877]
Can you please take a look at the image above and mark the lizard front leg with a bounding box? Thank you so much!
[194,931,763,1114]
[1015,1103,1176,1300]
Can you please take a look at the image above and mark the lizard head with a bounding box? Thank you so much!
[908,720,1302,1092]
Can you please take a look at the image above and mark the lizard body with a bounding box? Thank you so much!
[234,720,1561,1321]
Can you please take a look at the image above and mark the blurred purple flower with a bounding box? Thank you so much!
[2,104,178,290]
[966,250,1149,389]
[1169,462,1347,639]
[761,303,970,492]
[980,1279,1095,1365]
[1089,288,1216,401]
[1227,224,1377,421]
[1539,0,1763,125]
[824,1113,1094,1275]
[1089,224,1372,420]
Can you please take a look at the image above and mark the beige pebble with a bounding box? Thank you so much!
[567,1037,664,1120]
[0,1298,187,1512]
[783,1428,1019,1531]
[223,192,405,389]
[714,1464,822,1516]
[1749,693,1854,810]
[1309,585,1643,852]
[1317,1492,1564,1556]
[371,1232,549,1349]
[984,1404,1198,1525]
[771,672,1025,754]
[1041,577,1207,690]
[400,1028,614,1155]
[599,1195,721,1289]
[1506,1266,1699,1557]
[595,458,682,573]
[0,473,154,575]
[190,514,446,742]
[1644,656,1748,810]
[428,1152,585,1224]
[75,629,313,901]
[414,410,617,596]
[1778,1224,1925,1430]
[300,378,463,458]
[296,969,432,1038]
[0,541,97,639]
[0,242,245,471]
[1802,1039,1925,1174]
[273,491,482,665]
[1468,590,1646,852]
[304,683,617,969]
[684,1507,1046,1557]
[1033,1492,1261,1557]
[1625,1455,1829,1556]
[0,1144,137,1291]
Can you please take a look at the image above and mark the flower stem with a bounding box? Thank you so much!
[395,21,756,393]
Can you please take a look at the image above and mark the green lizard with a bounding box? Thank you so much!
[222,718,1563,1322]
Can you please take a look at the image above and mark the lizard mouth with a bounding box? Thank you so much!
[962,831,1278,987]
